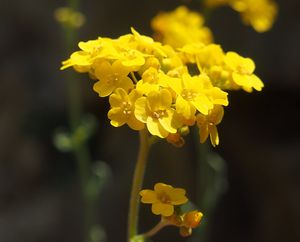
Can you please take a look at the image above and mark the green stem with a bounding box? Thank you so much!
[128,129,151,241]
[62,1,93,241]
[130,72,138,84]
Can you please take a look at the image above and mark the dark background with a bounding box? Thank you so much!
[1,0,300,242]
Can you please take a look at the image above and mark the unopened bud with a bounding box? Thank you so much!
[183,210,203,228]
[179,226,192,237]
[166,133,185,147]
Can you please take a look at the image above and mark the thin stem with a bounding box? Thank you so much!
[62,1,93,241]
[128,129,151,241]
[130,72,138,84]
[143,220,170,238]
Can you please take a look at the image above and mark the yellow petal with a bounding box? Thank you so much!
[152,203,174,216]
[159,110,177,134]
[140,190,158,204]
[134,97,148,123]
[154,183,172,193]
[146,117,169,138]
[119,76,134,92]
[93,80,114,97]
[169,188,188,205]
[109,88,127,107]
[176,95,196,120]
[209,125,219,147]
[251,74,264,91]
[198,122,209,144]
[127,116,145,131]
[94,61,112,80]
[192,95,213,115]
[210,105,224,125]
[112,60,130,76]
[107,108,126,127]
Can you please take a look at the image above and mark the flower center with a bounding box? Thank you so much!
[158,192,171,204]
[152,110,167,119]
[107,73,120,85]
[181,89,197,101]
[121,101,132,116]
[237,64,250,75]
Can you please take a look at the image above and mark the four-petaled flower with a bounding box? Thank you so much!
[135,89,178,138]
[93,60,133,97]
[225,51,264,92]
[140,183,188,216]
[108,88,144,130]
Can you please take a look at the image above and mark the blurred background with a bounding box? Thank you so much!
[1,0,300,241]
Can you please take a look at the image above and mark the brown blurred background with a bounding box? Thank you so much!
[1,0,300,242]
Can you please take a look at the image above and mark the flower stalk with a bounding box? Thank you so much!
[128,129,151,241]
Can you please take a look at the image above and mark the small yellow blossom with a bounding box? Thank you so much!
[140,183,188,216]
[172,74,213,118]
[197,105,224,147]
[136,67,161,95]
[135,89,178,138]
[225,51,264,92]
[168,73,227,120]
[108,88,144,130]
[93,60,134,97]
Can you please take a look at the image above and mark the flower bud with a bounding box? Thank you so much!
[179,226,192,237]
[183,210,203,228]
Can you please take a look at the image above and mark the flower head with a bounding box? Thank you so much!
[93,60,134,97]
[140,183,188,216]
[108,88,144,130]
[135,89,178,138]
[225,51,264,92]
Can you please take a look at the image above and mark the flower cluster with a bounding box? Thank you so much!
[140,183,203,237]
[204,0,278,32]
[61,7,263,147]
[151,6,213,48]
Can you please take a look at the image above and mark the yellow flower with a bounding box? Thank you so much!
[135,89,178,138]
[197,105,224,147]
[230,0,278,32]
[225,51,264,92]
[61,51,93,71]
[93,60,134,97]
[136,67,161,95]
[168,73,226,120]
[108,88,144,130]
[116,48,146,70]
[151,6,213,48]
[130,27,166,57]
[140,183,188,216]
